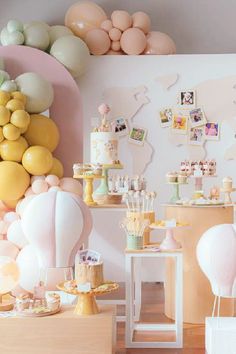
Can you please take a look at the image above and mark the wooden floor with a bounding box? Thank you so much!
[111,282,206,354]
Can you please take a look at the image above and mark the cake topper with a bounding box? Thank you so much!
[94,103,111,132]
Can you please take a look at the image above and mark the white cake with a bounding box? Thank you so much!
[90,132,118,165]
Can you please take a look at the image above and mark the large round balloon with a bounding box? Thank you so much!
[197,224,236,297]
[132,11,151,34]
[7,220,28,249]
[0,136,28,162]
[59,177,82,196]
[24,114,59,152]
[120,28,147,55]
[48,157,64,178]
[24,23,50,51]
[16,244,39,293]
[144,31,176,55]
[0,161,30,200]
[111,10,132,31]
[50,35,90,78]
[85,29,110,55]
[22,146,53,175]
[65,1,107,39]
[15,72,54,113]
[48,25,73,48]
[0,240,19,259]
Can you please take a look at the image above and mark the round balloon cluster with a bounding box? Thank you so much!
[0,69,18,92]
[65,1,176,55]
[0,19,90,78]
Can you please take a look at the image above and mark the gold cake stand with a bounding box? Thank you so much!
[73,174,104,206]
[57,281,119,315]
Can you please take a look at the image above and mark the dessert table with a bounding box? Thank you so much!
[164,204,234,324]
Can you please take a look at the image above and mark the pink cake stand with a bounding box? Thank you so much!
[150,224,189,250]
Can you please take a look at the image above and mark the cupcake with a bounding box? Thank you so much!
[46,293,60,312]
[178,174,187,184]
[166,172,178,183]
[15,293,30,312]
[223,177,233,190]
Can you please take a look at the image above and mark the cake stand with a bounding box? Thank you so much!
[94,164,123,197]
[150,223,189,250]
[167,181,188,203]
[0,293,14,311]
[57,281,119,315]
[73,174,104,206]
[220,187,236,204]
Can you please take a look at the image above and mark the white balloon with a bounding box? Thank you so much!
[48,25,73,48]
[7,19,24,33]
[50,35,90,78]
[6,31,25,45]
[24,21,50,32]
[0,70,10,86]
[16,245,39,292]
[7,220,28,249]
[24,24,50,51]
[0,27,10,46]
[15,72,54,113]
[0,80,18,92]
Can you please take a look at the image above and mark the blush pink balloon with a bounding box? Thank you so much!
[59,177,83,196]
[144,31,176,55]
[30,175,45,184]
[100,19,113,33]
[106,50,124,55]
[85,28,111,55]
[7,220,28,249]
[24,187,35,197]
[45,174,60,187]
[132,11,151,34]
[109,28,121,41]
[111,10,132,31]
[197,224,236,297]
[111,41,121,52]
[32,180,49,194]
[16,244,39,293]
[0,240,19,259]
[120,28,147,55]
[16,195,36,218]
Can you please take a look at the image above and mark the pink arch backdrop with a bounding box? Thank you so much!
[0,45,83,176]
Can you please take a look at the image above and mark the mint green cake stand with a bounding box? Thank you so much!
[94,164,123,196]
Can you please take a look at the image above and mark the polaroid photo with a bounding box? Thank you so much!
[178,89,196,108]
[128,126,147,146]
[189,107,207,128]
[171,111,188,135]
[111,117,129,137]
[159,108,173,127]
[86,250,101,263]
[189,126,205,145]
[204,122,220,141]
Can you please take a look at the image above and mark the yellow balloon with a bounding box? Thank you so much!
[0,91,11,106]
[22,145,53,175]
[3,199,20,209]
[0,127,4,143]
[48,157,64,178]
[11,91,27,105]
[0,137,28,162]
[10,110,30,129]
[24,114,59,152]
[0,161,30,200]
[19,125,28,134]
[6,99,25,112]
[0,105,10,126]
[3,123,21,141]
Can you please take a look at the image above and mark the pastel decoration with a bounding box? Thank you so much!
[0,106,10,126]
[24,23,50,51]
[128,140,154,175]
[24,21,50,32]
[111,41,121,52]
[22,146,53,175]
[0,70,10,83]
[45,174,60,187]
[106,50,123,55]
[0,220,6,234]
[0,127,3,142]
[111,10,132,31]
[15,72,54,114]
[16,245,39,293]
[0,161,30,200]
[144,31,176,55]
[65,1,107,39]
[24,187,34,198]
[0,45,83,175]
[3,212,19,223]
[30,175,45,184]
[132,12,151,34]
[48,186,61,192]
[59,177,83,196]
[48,25,73,48]
[32,179,49,194]
[100,20,113,33]
[85,29,110,55]
[120,28,147,55]
[48,157,64,178]
[3,199,20,210]
[197,224,236,297]
[0,28,24,46]
[24,114,59,152]
[21,191,92,269]
[109,28,121,41]
[0,240,19,259]
[3,123,21,140]
[11,91,27,105]
[0,80,18,92]
[7,20,24,34]
[10,110,30,129]
[16,195,35,218]
[7,220,28,249]
[6,98,25,112]
[0,256,20,295]
[50,35,90,77]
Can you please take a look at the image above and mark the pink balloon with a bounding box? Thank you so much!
[24,187,35,197]
[59,177,83,196]
[109,28,121,41]
[111,10,132,31]
[111,41,121,52]
[16,195,36,218]
[144,31,176,55]
[120,28,147,55]
[197,224,236,297]
[7,220,28,249]
[16,245,39,293]
[0,240,19,259]
[45,174,60,187]
[100,19,113,33]
[32,180,49,194]
[30,175,45,184]
[85,28,111,55]
[132,11,151,34]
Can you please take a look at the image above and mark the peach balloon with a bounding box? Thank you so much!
[109,28,121,41]
[100,19,113,33]
[85,28,110,55]
[59,177,83,196]
[45,174,60,187]
[111,10,132,31]
[32,179,49,194]
[106,50,124,55]
[0,240,19,259]
[16,244,39,293]
[7,220,28,249]
[120,28,147,55]
[16,195,36,218]
[31,175,45,184]
[24,187,35,197]
[132,11,151,34]
[111,40,121,52]
[65,1,107,40]
[144,31,176,55]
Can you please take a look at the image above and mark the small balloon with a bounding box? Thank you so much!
[85,28,110,55]
[109,28,121,41]
[132,12,151,34]
[100,20,113,33]
[7,19,24,33]
[111,10,132,31]
[144,31,176,55]
[120,28,147,55]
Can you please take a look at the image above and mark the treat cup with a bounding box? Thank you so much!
[127,235,143,250]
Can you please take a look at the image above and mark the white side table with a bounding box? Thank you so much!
[125,248,183,348]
